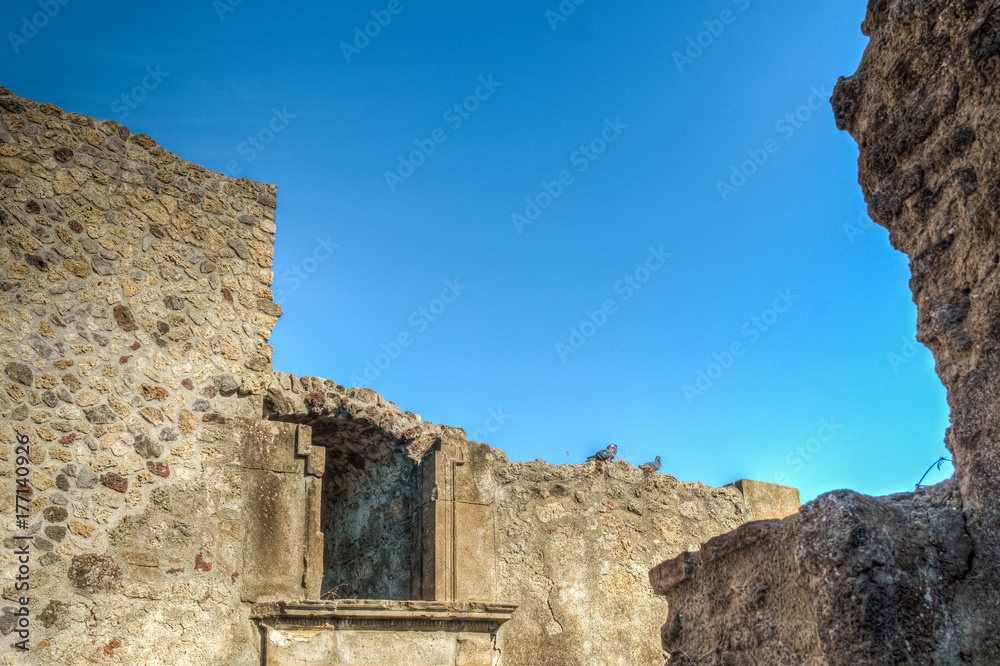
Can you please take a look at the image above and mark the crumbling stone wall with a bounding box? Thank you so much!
[490,460,765,666]
[0,87,281,664]
[264,376,799,666]
[652,2,1000,663]
[0,85,802,665]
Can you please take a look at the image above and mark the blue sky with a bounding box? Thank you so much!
[2,0,953,501]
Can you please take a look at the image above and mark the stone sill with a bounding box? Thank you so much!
[252,599,518,633]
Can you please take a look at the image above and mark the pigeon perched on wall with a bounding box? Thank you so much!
[586,443,617,462]
[640,455,662,472]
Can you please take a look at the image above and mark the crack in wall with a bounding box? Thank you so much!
[492,626,503,666]
[546,590,565,635]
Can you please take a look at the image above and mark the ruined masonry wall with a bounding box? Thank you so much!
[653,2,1000,664]
[491,461,757,666]
[264,377,797,666]
[0,87,280,665]
[0,86,802,666]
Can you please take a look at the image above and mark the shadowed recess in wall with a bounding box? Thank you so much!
[264,373,434,600]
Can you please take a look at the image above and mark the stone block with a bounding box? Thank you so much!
[649,551,700,594]
[241,467,307,602]
[731,479,800,521]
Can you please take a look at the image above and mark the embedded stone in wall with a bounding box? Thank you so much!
[67,555,122,591]
[100,472,128,493]
[5,361,33,385]
[83,405,117,424]
[43,506,68,522]
[112,305,137,331]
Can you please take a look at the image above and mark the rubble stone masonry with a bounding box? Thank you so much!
[0,86,800,665]
[0,86,279,664]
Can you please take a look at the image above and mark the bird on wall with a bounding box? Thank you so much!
[640,455,662,472]
[586,443,617,462]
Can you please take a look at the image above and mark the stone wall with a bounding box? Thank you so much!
[264,375,800,666]
[0,86,282,664]
[651,1,1000,663]
[490,461,783,666]
[0,85,802,665]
